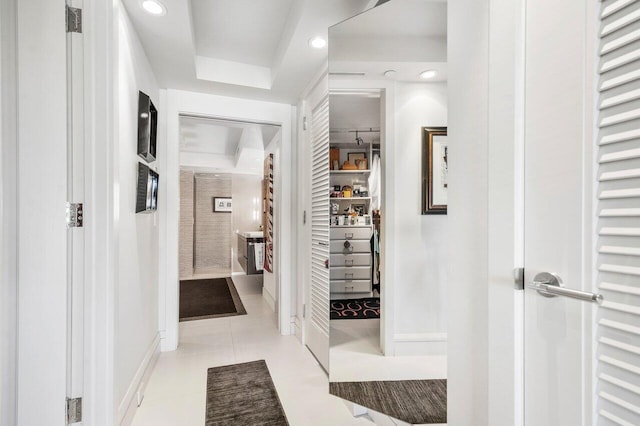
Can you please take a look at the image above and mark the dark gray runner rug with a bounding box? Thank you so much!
[330,379,447,424]
[206,360,289,426]
[179,277,246,321]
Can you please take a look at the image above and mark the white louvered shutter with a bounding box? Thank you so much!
[306,96,330,370]
[597,1,640,424]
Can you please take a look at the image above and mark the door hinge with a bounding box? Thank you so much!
[66,6,82,33]
[66,202,84,228]
[303,116,308,131]
[513,267,525,290]
[302,304,306,319]
[303,210,307,225]
[66,397,82,424]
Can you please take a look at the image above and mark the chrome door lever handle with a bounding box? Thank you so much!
[527,272,603,304]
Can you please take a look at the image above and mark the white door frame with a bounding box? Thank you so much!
[160,89,294,351]
[76,0,118,423]
[1,0,19,423]
[327,79,395,355]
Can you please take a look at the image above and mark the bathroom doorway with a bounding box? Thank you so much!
[177,116,282,322]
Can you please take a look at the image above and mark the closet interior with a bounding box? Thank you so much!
[328,92,382,315]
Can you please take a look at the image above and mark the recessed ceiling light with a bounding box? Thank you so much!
[308,37,327,49]
[419,70,437,80]
[141,0,166,16]
[383,70,397,78]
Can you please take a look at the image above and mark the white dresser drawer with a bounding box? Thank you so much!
[330,226,372,241]
[330,253,371,267]
[330,280,371,293]
[330,292,372,300]
[330,240,371,254]
[330,266,371,280]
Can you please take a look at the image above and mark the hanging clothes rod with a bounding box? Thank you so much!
[329,128,380,134]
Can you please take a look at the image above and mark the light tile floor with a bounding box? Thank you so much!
[330,319,447,382]
[131,275,375,426]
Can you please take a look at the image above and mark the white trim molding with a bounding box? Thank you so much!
[262,287,276,312]
[393,333,448,356]
[161,89,294,351]
[118,333,161,425]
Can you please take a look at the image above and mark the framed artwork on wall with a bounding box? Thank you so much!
[422,127,448,215]
[213,197,232,213]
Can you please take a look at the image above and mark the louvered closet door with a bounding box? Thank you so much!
[306,96,330,370]
[597,1,640,424]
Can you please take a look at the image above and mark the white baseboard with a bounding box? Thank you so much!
[393,333,447,356]
[118,333,161,425]
[262,287,276,312]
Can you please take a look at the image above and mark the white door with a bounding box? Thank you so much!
[523,0,596,424]
[524,1,640,424]
[16,0,84,423]
[306,96,331,371]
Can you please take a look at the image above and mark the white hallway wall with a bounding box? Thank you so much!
[116,5,161,423]
[393,82,448,355]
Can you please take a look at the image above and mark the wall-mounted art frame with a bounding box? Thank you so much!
[137,91,157,163]
[136,162,159,213]
[422,127,448,214]
[213,197,232,213]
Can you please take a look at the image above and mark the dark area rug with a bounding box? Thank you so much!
[330,379,447,424]
[179,278,246,321]
[330,298,380,319]
[206,360,289,426]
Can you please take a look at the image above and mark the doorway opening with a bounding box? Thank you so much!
[177,115,282,323]
[328,91,384,380]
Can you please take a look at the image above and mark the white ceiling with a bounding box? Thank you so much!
[192,0,294,67]
[329,94,380,130]
[329,0,447,83]
[329,94,381,144]
[331,0,446,38]
[126,0,448,172]
[121,0,373,103]
[179,116,280,174]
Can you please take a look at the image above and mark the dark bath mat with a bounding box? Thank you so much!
[206,360,289,426]
[330,379,447,424]
[179,277,246,321]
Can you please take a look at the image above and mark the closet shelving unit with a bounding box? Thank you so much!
[328,129,379,299]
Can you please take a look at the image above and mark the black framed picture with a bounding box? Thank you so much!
[422,127,448,215]
[213,197,232,213]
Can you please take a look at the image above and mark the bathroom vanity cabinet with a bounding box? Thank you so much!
[238,232,264,275]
